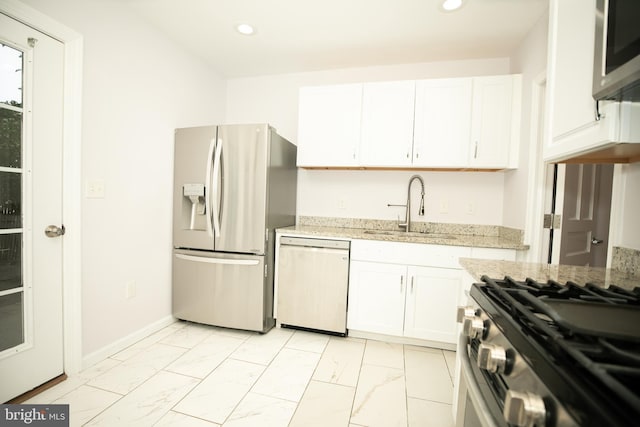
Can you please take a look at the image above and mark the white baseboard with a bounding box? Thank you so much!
[81,315,177,370]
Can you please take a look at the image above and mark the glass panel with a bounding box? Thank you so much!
[0,233,21,292]
[0,43,23,107]
[0,43,25,355]
[0,108,22,168]
[0,292,24,352]
[0,172,21,229]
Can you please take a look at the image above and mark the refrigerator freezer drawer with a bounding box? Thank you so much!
[172,250,272,332]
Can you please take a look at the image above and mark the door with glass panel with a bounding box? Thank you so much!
[0,13,64,402]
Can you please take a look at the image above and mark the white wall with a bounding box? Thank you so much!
[504,12,548,234]
[22,0,227,357]
[616,163,640,251]
[226,59,510,225]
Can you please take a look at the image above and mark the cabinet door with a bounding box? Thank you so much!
[347,261,406,336]
[297,84,362,167]
[413,78,472,167]
[404,266,461,344]
[547,0,597,142]
[543,0,624,162]
[360,80,415,166]
[469,76,514,168]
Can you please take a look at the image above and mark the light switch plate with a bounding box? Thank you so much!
[86,180,105,198]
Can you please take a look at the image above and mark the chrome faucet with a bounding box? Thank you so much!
[397,175,425,232]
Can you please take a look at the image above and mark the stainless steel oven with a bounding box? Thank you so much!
[455,333,501,427]
[454,276,640,427]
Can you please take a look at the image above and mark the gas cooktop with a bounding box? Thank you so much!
[470,276,640,427]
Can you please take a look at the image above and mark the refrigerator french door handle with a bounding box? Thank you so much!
[175,254,259,266]
[205,138,216,237]
[211,139,223,237]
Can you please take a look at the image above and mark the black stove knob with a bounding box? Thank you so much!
[477,343,507,374]
[504,390,546,427]
[462,316,485,340]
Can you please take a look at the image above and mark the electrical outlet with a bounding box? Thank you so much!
[466,202,475,215]
[439,200,449,214]
[338,198,346,210]
[86,180,105,198]
[125,281,136,299]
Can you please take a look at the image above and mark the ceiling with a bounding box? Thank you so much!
[121,0,549,78]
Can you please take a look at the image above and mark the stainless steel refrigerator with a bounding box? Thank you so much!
[172,124,297,333]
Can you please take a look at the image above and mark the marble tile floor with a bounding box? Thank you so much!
[26,321,457,427]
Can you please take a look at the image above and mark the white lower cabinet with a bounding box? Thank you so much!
[347,261,406,336]
[347,240,468,346]
[404,266,461,343]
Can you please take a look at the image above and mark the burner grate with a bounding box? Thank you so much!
[478,275,640,426]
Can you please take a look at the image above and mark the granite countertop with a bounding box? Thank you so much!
[277,224,528,250]
[459,258,640,291]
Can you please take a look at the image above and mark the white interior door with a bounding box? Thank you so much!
[0,13,64,403]
[558,164,613,267]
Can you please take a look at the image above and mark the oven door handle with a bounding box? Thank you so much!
[458,334,500,427]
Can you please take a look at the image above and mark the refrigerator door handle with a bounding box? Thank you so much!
[205,137,216,237]
[175,254,259,266]
[211,138,223,237]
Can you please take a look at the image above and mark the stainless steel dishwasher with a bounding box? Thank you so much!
[277,236,350,335]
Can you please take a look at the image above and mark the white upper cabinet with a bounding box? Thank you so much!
[469,75,520,168]
[297,83,362,167]
[297,75,521,169]
[360,80,416,167]
[544,0,640,163]
[413,78,472,167]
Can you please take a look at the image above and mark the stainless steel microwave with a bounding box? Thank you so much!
[593,0,640,101]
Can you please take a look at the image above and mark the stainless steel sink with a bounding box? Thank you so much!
[362,230,457,239]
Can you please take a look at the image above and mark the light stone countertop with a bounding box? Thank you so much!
[277,224,528,250]
[459,258,640,291]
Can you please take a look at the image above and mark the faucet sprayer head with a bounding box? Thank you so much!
[419,194,425,215]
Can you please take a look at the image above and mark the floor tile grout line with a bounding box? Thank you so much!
[348,337,369,425]
[83,367,200,426]
[219,328,295,425]
[402,344,409,427]
[81,325,208,425]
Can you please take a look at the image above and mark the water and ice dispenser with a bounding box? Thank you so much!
[182,183,206,230]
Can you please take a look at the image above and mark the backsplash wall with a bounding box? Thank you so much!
[297,169,506,225]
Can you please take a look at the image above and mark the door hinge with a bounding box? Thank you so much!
[543,214,561,230]
[264,264,268,278]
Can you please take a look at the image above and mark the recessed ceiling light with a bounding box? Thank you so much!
[441,0,464,12]
[236,23,255,35]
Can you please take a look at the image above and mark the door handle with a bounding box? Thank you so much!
[591,237,603,245]
[205,138,215,237]
[211,139,223,237]
[45,224,65,238]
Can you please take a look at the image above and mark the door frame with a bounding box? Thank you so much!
[523,71,548,263]
[527,70,625,267]
[1,0,83,374]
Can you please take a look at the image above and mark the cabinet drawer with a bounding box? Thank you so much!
[351,239,470,268]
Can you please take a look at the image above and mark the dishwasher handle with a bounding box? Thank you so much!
[280,236,350,250]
